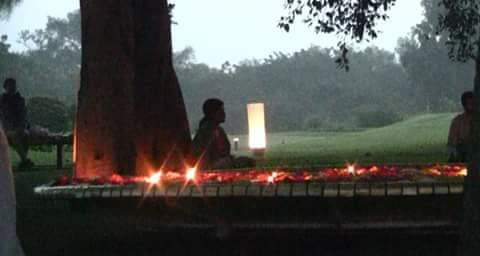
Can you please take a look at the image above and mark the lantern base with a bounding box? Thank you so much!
[252,149,266,159]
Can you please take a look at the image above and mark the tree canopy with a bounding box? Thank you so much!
[397,0,474,112]
[438,0,480,61]
[0,0,21,19]
[280,0,397,69]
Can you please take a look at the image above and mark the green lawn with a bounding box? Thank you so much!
[232,113,455,167]
[10,146,73,171]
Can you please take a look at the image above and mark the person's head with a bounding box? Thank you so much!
[461,91,474,114]
[202,98,225,124]
[3,78,17,95]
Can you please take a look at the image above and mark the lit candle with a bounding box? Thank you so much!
[347,165,356,175]
[186,167,197,182]
[145,171,163,185]
[247,103,267,155]
[267,172,278,184]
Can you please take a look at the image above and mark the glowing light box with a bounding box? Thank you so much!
[247,103,266,150]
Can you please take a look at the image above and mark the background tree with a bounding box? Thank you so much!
[0,0,21,19]
[27,97,69,133]
[279,0,397,69]
[396,0,474,113]
[178,46,410,133]
[18,11,81,102]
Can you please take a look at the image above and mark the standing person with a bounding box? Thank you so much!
[448,91,474,162]
[192,98,255,170]
[0,78,33,169]
[0,123,25,255]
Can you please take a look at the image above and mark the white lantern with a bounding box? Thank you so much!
[247,103,267,153]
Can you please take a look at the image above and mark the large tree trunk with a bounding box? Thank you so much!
[461,45,480,256]
[76,0,191,177]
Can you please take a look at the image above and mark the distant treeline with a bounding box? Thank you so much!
[0,0,475,133]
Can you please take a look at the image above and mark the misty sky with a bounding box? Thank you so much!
[0,0,424,67]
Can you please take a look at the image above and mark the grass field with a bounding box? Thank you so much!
[10,113,455,170]
[234,113,455,167]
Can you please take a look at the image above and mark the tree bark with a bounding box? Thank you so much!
[132,1,191,175]
[461,43,480,256]
[76,0,191,177]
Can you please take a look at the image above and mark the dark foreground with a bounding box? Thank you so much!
[15,170,460,256]
[18,214,460,256]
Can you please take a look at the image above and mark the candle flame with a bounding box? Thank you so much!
[145,171,163,185]
[427,168,442,176]
[267,172,278,183]
[459,168,468,176]
[186,167,197,181]
[347,165,356,175]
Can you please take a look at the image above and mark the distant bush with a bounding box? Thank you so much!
[356,110,401,128]
[27,97,69,133]
[66,104,77,130]
[303,116,324,131]
[304,116,358,132]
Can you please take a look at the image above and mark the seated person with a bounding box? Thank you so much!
[448,91,474,162]
[192,98,255,170]
[0,78,32,168]
[0,78,71,169]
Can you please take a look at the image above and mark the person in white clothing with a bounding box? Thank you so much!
[0,123,25,255]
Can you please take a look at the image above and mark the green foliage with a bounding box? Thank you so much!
[2,9,80,103]
[27,97,68,133]
[177,46,412,133]
[279,0,397,69]
[20,11,81,52]
[0,35,34,97]
[438,0,480,61]
[396,0,474,113]
[0,0,22,19]
[16,10,81,103]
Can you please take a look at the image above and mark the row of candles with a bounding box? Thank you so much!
[54,164,468,187]
[143,164,468,185]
